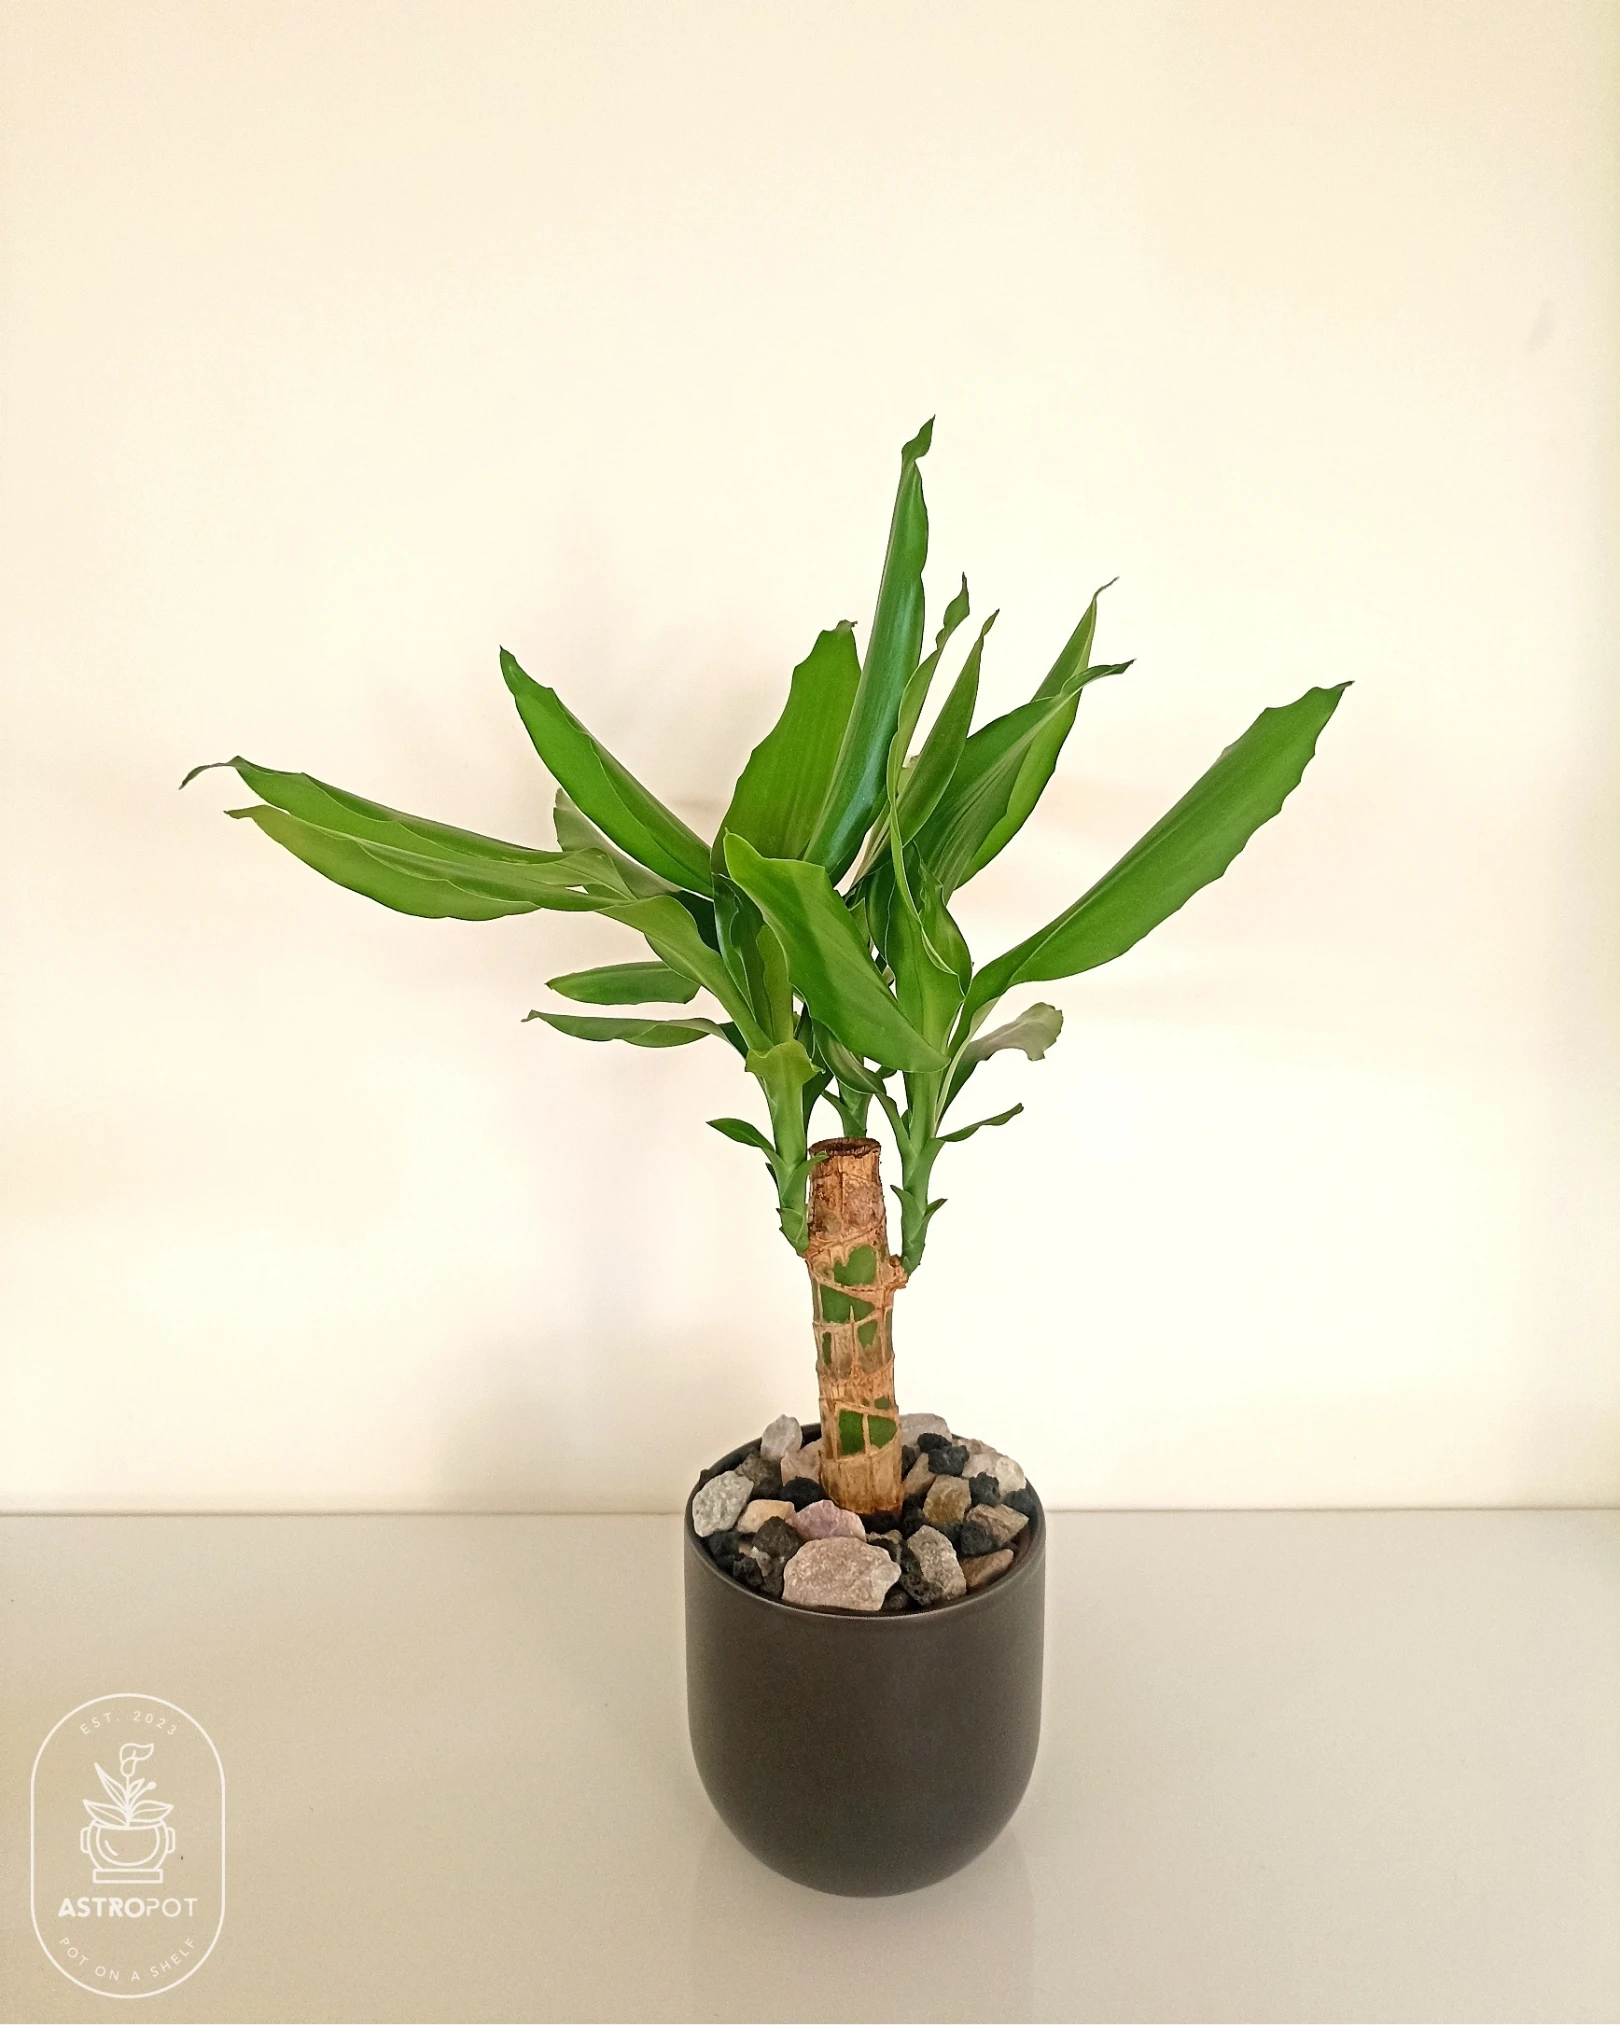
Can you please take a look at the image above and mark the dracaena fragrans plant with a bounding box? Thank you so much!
[189,422,1345,1513]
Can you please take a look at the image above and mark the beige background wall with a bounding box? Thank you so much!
[2,0,1616,1512]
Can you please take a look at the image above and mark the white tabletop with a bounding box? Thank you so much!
[3,1511,1617,2023]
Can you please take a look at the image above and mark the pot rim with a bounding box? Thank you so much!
[684,1424,1044,1626]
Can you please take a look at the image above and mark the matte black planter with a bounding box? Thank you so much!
[684,1429,1045,1896]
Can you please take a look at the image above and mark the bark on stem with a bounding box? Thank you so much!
[806,1136,906,1513]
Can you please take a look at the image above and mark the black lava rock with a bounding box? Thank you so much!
[928,1443,969,1476]
[1004,1486,1038,1521]
[751,1517,802,1560]
[863,1510,901,1533]
[957,1514,998,1560]
[780,1477,826,1511]
[899,1506,930,1538]
[901,1444,920,1475]
[707,1528,746,1563]
[729,1550,767,1591]
[917,1431,951,1453]
[968,1472,1001,1506]
[881,1581,914,1611]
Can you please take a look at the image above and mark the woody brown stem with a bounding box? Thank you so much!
[806,1136,906,1513]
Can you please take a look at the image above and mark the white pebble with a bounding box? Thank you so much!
[791,1498,867,1541]
[782,1538,899,1612]
[736,1499,795,1533]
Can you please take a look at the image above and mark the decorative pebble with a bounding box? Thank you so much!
[899,1412,952,1447]
[782,1537,900,1612]
[992,1453,1027,1496]
[737,1498,795,1534]
[692,1469,754,1538]
[901,1453,936,1500]
[960,1548,1014,1591]
[792,1498,867,1541]
[916,1431,953,1453]
[738,1451,783,1493]
[923,1475,973,1528]
[779,1439,823,1487]
[750,1516,803,1560]
[928,1442,969,1476]
[779,1476,827,1512]
[968,1472,1001,1506]
[1004,1485,1038,1522]
[760,1414,802,1463]
[900,1525,966,1606]
[956,1503,1029,1559]
[706,1527,746,1564]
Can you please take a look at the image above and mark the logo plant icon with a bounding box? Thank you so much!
[80,1742,175,1883]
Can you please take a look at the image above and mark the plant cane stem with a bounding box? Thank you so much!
[806,1136,906,1513]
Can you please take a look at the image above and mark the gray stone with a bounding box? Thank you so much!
[956,1502,1029,1559]
[960,1442,1001,1479]
[782,1537,900,1612]
[923,1474,973,1528]
[900,1525,966,1606]
[779,1439,823,1487]
[738,1452,781,1493]
[791,1498,866,1541]
[692,1468,753,1538]
[736,1498,795,1534]
[760,1413,802,1464]
[899,1412,951,1447]
[960,1547,1014,1591]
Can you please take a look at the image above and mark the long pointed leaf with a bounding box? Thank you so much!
[724,836,946,1072]
[805,420,933,878]
[187,758,590,876]
[601,893,766,1046]
[897,612,994,845]
[715,624,861,866]
[524,1010,731,1049]
[913,658,1131,897]
[965,684,1349,1019]
[553,791,673,896]
[546,961,699,1005]
[501,648,714,895]
[228,805,611,920]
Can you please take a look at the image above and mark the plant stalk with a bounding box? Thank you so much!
[806,1136,906,1513]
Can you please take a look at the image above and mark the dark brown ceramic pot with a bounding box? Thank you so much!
[683,1428,1045,1896]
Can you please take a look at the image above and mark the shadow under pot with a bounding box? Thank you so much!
[683,1427,1045,1896]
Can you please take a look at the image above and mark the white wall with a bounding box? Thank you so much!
[2,0,1616,1512]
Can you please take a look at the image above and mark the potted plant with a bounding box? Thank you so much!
[188,421,1343,1895]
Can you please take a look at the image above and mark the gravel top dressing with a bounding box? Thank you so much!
[691,1412,1036,1613]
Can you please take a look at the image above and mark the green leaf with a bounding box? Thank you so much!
[805,421,933,879]
[913,659,1132,898]
[713,878,794,1043]
[937,1102,1023,1144]
[188,755,613,878]
[501,648,714,895]
[226,804,609,920]
[955,1002,1063,1075]
[707,1116,776,1155]
[714,624,861,866]
[1032,579,1114,701]
[869,864,967,1049]
[724,835,947,1072]
[524,1010,731,1048]
[965,683,1349,1019]
[601,894,765,1045]
[546,961,699,1005]
[896,612,994,846]
[553,791,673,896]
